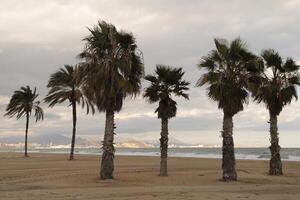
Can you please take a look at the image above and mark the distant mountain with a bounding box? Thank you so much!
[115,138,153,148]
[0,133,86,145]
[142,137,192,147]
[0,134,205,148]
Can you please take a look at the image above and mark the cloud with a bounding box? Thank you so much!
[0,0,300,147]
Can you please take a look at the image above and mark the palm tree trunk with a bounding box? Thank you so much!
[24,112,29,157]
[160,118,168,176]
[100,110,115,179]
[222,112,237,181]
[269,112,283,175]
[69,101,77,160]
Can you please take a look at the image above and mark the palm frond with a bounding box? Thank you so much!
[261,49,283,71]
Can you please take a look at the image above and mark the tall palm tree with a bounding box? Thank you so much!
[197,38,257,181]
[44,65,93,160]
[79,20,144,179]
[4,86,44,157]
[249,49,299,175]
[144,65,189,176]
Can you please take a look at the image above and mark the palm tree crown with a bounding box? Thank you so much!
[79,20,144,112]
[197,38,257,116]
[144,65,189,119]
[44,65,93,113]
[5,86,44,121]
[250,49,299,115]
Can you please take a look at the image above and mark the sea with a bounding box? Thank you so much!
[1,147,300,161]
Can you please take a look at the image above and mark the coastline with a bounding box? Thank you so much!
[1,147,300,161]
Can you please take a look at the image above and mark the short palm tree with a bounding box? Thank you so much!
[249,49,299,175]
[4,86,44,157]
[144,65,189,176]
[79,20,144,179]
[45,65,93,160]
[197,38,257,181]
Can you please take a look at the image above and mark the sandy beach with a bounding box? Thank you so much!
[1,152,300,200]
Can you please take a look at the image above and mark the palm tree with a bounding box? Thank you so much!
[249,49,299,175]
[144,65,189,176]
[44,65,93,160]
[197,38,257,181]
[79,20,144,179]
[4,86,44,157]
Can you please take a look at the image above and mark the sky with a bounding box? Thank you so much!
[1,0,300,147]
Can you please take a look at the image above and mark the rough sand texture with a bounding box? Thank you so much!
[1,153,300,200]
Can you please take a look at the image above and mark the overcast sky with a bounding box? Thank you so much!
[1,0,300,147]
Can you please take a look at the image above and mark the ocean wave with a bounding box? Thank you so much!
[1,147,300,161]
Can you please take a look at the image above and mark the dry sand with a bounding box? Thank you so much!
[0,152,300,200]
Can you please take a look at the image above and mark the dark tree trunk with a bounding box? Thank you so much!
[24,112,29,157]
[222,112,237,181]
[160,118,168,176]
[69,100,77,160]
[100,110,115,179]
[269,112,283,175]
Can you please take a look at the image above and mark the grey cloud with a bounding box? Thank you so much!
[0,44,78,95]
[44,112,61,120]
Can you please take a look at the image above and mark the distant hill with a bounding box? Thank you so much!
[0,134,205,148]
[0,133,86,145]
[142,137,192,147]
[115,138,153,148]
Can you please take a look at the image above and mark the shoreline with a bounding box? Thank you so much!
[2,151,300,163]
[1,148,300,161]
